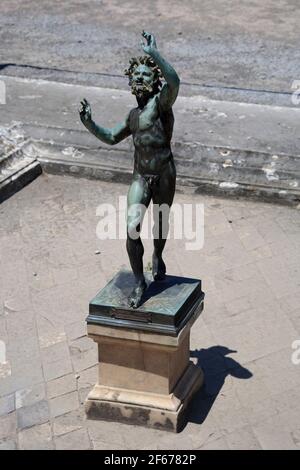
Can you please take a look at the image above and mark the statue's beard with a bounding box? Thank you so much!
[131,81,154,97]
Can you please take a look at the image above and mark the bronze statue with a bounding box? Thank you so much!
[79,31,180,308]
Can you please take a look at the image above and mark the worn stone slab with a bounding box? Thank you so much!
[0,394,15,417]
[69,336,98,372]
[17,400,49,430]
[15,383,46,409]
[52,409,86,437]
[46,374,77,400]
[41,342,73,381]
[54,428,91,450]
[0,412,17,440]
[18,422,54,450]
[0,438,17,450]
[49,391,80,418]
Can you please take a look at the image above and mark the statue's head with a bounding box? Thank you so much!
[125,56,162,98]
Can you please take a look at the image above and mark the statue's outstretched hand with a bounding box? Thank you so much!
[79,98,92,123]
[141,31,157,55]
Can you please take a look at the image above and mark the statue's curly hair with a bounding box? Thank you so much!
[124,56,163,90]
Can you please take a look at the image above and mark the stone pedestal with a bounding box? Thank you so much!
[85,270,204,432]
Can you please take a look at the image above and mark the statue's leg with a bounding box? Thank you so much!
[152,162,176,280]
[126,174,152,308]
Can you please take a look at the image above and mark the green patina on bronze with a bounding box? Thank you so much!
[87,269,204,336]
[79,31,180,308]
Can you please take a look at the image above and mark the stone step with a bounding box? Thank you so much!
[32,138,300,206]
[0,75,300,206]
[0,138,42,203]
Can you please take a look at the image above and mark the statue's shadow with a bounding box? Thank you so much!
[187,346,252,426]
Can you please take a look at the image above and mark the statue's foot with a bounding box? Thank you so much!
[152,254,166,281]
[128,280,147,309]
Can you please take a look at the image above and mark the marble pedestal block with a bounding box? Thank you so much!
[85,270,205,432]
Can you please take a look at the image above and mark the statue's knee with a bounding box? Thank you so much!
[127,221,140,240]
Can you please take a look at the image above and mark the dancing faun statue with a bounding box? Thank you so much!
[79,31,180,308]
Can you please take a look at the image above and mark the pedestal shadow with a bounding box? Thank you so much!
[187,346,252,425]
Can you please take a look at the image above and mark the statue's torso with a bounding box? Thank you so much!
[129,94,174,175]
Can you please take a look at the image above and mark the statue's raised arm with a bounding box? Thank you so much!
[141,31,180,110]
[79,98,131,145]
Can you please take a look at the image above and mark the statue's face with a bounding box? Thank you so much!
[131,64,155,97]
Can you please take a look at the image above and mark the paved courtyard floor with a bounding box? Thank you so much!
[0,173,300,450]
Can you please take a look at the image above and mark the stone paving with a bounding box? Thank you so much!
[0,173,300,450]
